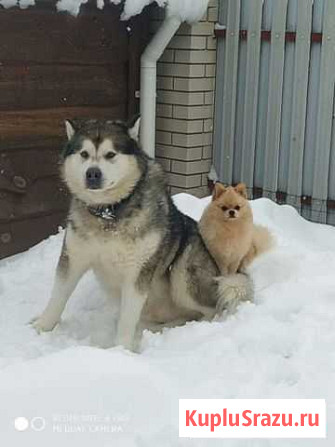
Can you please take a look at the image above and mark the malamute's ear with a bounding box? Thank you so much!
[65,120,76,141]
[127,115,141,142]
[212,182,226,201]
[235,183,247,198]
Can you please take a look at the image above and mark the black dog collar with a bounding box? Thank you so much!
[86,193,132,221]
[87,204,117,220]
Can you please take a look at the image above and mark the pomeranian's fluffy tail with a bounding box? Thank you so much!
[252,225,275,257]
[239,225,274,271]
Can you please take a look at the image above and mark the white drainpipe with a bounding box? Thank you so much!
[140,14,182,158]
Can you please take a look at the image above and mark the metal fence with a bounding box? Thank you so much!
[214,0,335,224]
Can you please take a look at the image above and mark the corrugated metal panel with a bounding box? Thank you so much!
[278,0,298,196]
[255,0,272,189]
[311,0,335,223]
[286,0,313,211]
[214,0,241,185]
[240,0,263,190]
[233,39,247,184]
[328,94,335,226]
[214,0,335,225]
[263,0,288,200]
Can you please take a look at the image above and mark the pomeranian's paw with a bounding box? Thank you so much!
[30,316,58,333]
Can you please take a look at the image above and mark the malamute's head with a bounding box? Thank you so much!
[61,117,145,205]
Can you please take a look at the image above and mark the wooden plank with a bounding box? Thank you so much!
[262,0,288,200]
[0,105,127,144]
[219,0,241,185]
[0,4,128,65]
[0,64,128,111]
[0,144,69,229]
[312,0,335,223]
[0,174,68,222]
[286,0,313,211]
[240,0,263,188]
[0,145,61,194]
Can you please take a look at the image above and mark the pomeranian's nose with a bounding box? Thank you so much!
[229,210,236,218]
[86,167,102,189]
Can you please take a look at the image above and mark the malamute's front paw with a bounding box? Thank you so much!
[30,316,58,333]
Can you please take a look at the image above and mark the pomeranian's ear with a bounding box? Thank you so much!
[235,183,247,198]
[212,182,226,201]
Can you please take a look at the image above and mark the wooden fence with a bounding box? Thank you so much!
[214,0,335,224]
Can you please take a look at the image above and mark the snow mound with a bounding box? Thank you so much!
[1,195,335,446]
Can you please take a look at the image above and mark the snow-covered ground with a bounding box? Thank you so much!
[0,194,334,446]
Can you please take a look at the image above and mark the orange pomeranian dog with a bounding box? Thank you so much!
[199,182,274,275]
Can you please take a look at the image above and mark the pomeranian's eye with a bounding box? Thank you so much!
[80,151,89,160]
[235,205,240,211]
[222,206,228,211]
[105,152,116,160]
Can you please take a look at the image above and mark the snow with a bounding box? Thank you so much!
[111,0,210,23]
[0,0,210,23]
[1,194,335,446]
[57,0,88,16]
[0,0,18,7]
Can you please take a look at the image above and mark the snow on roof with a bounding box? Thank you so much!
[0,0,210,24]
[116,0,210,23]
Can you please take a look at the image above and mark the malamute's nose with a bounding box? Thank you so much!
[86,167,102,189]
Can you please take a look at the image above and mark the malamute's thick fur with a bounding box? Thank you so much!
[33,118,253,350]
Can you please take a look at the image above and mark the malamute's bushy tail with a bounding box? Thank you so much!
[215,273,254,315]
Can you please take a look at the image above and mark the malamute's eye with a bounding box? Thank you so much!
[80,151,89,160]
[105,152,116,160]
[235,205,240,211]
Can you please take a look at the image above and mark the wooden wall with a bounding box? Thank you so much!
[0,0,150,259]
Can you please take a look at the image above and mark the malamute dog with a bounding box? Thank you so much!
[33,118,253,350]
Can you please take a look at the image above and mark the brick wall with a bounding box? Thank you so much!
[151,0,218,198]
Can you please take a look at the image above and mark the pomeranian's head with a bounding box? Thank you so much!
[211,183,251,221]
